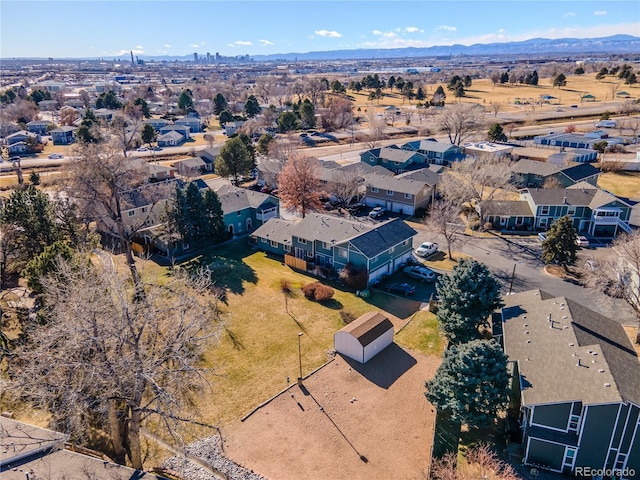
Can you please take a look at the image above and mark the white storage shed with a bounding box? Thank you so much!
[334,311,394,364]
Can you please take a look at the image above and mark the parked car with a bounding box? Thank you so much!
[369,206,385,219]
[347,203,367,214]
[384,282,416,296]
[403,265,437,283]
[414,241,439,258]
[136,147,149,152]
[576,235,590,247]
[48,153,64,159]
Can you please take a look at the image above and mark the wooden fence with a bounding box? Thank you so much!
[285,254,308,271]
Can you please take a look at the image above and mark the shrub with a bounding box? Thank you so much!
[302,282,335,301]
[339,263,369,290]
[339,310,356,324]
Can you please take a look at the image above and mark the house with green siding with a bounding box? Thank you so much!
[216,185,279,237]
[251,215,416,285]
[498,290,640,478]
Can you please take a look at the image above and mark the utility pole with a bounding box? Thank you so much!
[297,332,303,386]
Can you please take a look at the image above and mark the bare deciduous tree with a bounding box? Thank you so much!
[364,112,387,148]
[11,258,225,470]
[607,81,621,100]
[436,103,485,146]
[489,101,503,117]
[585,230,640,344]
[425,199,465,260]
[330,169,364,206]
[440,156,514,227]
[277,153,323,218]
[427,442,521,480]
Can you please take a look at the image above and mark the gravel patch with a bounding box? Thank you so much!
[163,435,267,480]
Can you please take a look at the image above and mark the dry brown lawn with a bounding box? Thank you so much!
[598,171,640,199]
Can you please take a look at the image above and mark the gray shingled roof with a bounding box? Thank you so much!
[292,214,371,244]
[396,167,441,186]
[502,290,640,407]
[365,173,429,194]
[158,130,184,142]
[342,162,393,176]
[378,147,418,162]
[251,218,296,245]
[482,200,534,217]
[511,159,562,177]
[525,182,629,210]
[218,187,276,214]
[349,218,417,258]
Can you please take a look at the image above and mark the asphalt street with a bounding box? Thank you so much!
[412,225,639,327]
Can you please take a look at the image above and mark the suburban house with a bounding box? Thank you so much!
[0,417,166,479]
[497,290,640,477]
[224,121,244,136]
[256,157,283,189]
[148,163,175,182]
[334,311,394,363]
[317,161,366,204]
[6,130,40,146]
[251,214,417,285]
[510,159,601,188]
[198,145,222,169]
[157,130,186,147]
[158,124,191,140]
[143,118,171,131]
[175,116,203,133]
[26,119,54,135]
[364,170,436,216]
[50,126,76,145]
[481,182,632,236]
[360,145,430,173]
[522,182,632,236]
[173,157,208,176]
[217,185,280,237]
[400,139,464,165]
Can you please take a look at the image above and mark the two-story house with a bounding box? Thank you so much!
[158,124,191,140]
[143,118,171,131]
[50,126,76,145]
[511,160,601,189]
[364,170,437,216]
[482,182,632,237]
[498,290,640,477]
[26,119,54,135]
[522,182,632,237]
[360,145,430,173]
[175,116,203,133]
[217,185,279,237]
[400,139,464,166]
[251,215,416,285]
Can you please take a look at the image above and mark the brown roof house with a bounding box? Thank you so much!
[334,311,394,363]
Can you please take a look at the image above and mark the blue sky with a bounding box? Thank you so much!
[1,1,639,58]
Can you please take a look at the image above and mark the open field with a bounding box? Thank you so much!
[598,171,640,199]
[350,73,639,116]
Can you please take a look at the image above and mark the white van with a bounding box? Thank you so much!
[595,120,617,128]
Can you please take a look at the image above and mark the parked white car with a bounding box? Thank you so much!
[414,241,439,258]
[48,153,64,159]
[403,265,437,283]
[576,236,590,247]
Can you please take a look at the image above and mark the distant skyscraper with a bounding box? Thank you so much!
[206,52,211,63]
[193,52,198,62]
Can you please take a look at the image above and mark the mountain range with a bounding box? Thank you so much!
[130,34,640,63]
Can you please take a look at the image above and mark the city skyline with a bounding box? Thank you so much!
[1,0,639,59]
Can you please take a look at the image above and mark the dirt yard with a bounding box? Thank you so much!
[222,346,440,480]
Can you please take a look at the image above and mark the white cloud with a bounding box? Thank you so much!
[164,44,172,48]
[315,29,342,38]
[563,12,576,18]
[259,39,274,46]
[437,25,457,32]
[110,48,144,56]
[135,45,143,50]
[405,26,423,33]
[189,43,199,48]
[234,41,252,46]
[594,10,607,16]
[373,30,383,36]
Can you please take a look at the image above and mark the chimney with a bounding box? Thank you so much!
[563,196,567,204]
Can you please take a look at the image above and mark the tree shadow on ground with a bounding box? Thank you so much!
[341,343,417,389]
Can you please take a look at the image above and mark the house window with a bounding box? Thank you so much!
[568,206,576,215]
[299,238,307,245]
[322,241,329,249]
[141,207,148,213]
[404,193,412,199]
[541,206,550,215]
[128,211,135,217]
[338,248,348,259]
[568,414,580,430]
[270,240,278,247]
[387,190,393,196]
[261,237,268,243]
[237,211,241,216]
[371,187,379,193]
[402,240,408,246]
